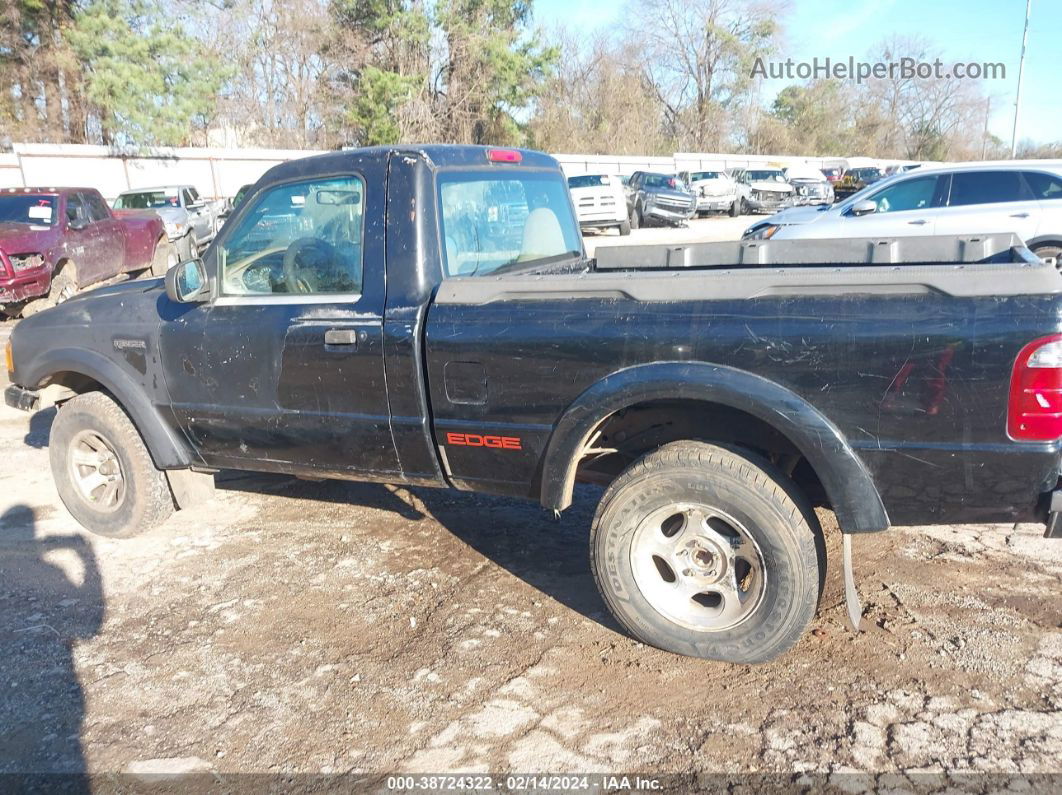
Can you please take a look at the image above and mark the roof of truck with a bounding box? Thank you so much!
[263,144,563,184]
[1,187,86,195]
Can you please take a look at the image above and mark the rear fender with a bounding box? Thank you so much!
[539,361,889,533]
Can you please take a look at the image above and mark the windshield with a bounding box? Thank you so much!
[643,173,685,190]
[438,170,582,277]
[113,190,180,210]
[567,174,612,189]
[747,170,787,183]
[0,195,58,226]
[690,171,724,181]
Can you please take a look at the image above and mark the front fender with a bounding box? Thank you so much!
[21,346,194,470]
[539,361,889,533]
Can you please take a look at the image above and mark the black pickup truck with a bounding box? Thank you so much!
[5,145,1062,664]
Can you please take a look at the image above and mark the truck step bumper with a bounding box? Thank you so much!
[1047,490,1062,539]
[4,384,39,412]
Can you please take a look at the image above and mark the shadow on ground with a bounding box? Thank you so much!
[0,504,101,787]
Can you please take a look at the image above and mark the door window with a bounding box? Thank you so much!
[1023,171,1062,200]
[218,175,365,296]
[949,171,1032,206]
[82,192,111,222]
[864,176,941,214]
[66,194,87,225]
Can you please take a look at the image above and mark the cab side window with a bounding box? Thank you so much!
[82,192,110,222]
[66,194,87,225]
[219,175,365,296]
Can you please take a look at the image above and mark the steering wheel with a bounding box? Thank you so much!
[283,237,338,294]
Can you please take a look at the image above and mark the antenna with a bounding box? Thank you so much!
[1010,0,1032,158]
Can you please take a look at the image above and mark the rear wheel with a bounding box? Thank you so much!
[618,219,632,236]
[590,441,822,663]
[49,392,173,538]
[1031,244,1062,266]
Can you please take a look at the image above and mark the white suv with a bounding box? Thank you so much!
[744,161,1062,262]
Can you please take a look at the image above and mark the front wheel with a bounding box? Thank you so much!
[618,219,632,236]
[590,441,822,663]
[728,199,740,217]
[49,392,174,538]
[177,232,195,262]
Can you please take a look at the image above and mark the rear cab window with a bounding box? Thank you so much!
[437,169,582,277]
[0,194,58,226]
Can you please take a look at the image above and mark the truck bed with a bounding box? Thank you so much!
[425,234,1062,527]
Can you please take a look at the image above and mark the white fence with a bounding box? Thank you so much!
[1,143,899,202]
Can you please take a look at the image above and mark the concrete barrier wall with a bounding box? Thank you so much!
[1,143,909,201]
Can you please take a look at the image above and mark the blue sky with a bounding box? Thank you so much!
[533,0,1061,146]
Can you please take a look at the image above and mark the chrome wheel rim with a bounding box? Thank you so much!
[629,503,766,631]
[68,430,126,512]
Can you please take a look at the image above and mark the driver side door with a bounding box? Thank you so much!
[159,161,400,478]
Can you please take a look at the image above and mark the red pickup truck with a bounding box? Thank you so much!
[0,187,174,317]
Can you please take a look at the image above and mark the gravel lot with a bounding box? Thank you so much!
[1,215,1060,787]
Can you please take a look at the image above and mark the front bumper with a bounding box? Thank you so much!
[645,204,695,224]
[0,252,51,304]
[696,196,736,212]
[5,384,39,412]
[745,195,793,213]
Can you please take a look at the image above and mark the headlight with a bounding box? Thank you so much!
[167,222,185,236]
[745,224,780,240]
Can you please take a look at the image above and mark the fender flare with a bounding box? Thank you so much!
[538,361,889,534]
[23,346,194,470]
[1025,235,1062,251]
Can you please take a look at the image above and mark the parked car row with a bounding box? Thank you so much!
[1,183,236,318]
[569,162,871,232]
[742,160,1062,266]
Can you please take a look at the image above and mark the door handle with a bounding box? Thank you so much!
[907,219,928,225]
[324,329,358,347]
[1010,212,1030,218]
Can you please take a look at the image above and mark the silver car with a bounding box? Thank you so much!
[112,185,222,260]
[728,168,795,214]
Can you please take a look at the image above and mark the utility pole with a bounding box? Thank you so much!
[1010,0,1031,158]
[982,97,991,159]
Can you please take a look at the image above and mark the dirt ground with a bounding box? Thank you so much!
[1,214,1060,789]
[1,402,1060,789]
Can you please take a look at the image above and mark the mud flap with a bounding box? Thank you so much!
[843,533,862,632]
[165,469,215,510]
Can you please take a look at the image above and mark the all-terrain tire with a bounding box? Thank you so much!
[590,440,822,663]
[630,205,641,230]
[729,199,740,217]
[49,392,174,538]
[618,219,632,236]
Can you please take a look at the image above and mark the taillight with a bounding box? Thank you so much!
[1008,334,1062,441]
[487,149,522,164]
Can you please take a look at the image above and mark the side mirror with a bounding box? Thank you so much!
[851,199,878,217]
[68,217,88,231]
[165,258,209,303]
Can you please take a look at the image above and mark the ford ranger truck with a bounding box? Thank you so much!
[0,187,174,318]
[5,146,1062,665]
